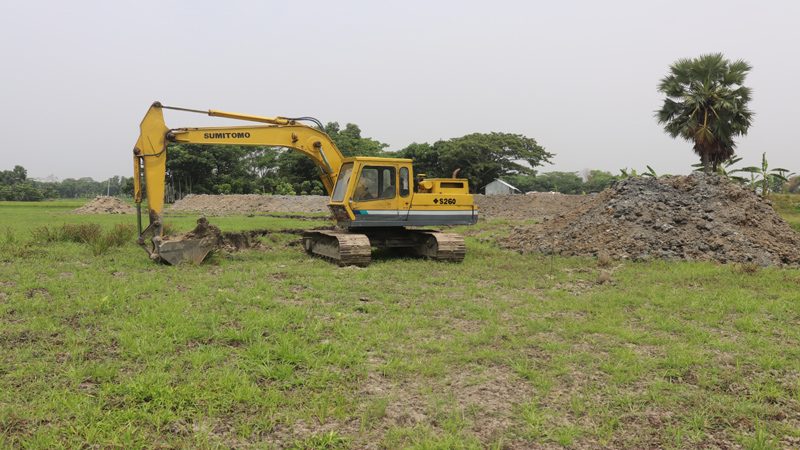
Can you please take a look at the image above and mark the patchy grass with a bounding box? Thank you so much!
[1,203,800,448]
[771,193,800,232]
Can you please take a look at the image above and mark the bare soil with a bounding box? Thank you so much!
[497,173,800,267]
[66,196,137,214]
[166,193,589,222]
[169,194,331,214]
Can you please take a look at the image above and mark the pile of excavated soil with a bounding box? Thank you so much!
[497,173,800,266]
[67,196,136,214]
[473,193,592,221]
[166,193,589,221]
[168,194,330,214]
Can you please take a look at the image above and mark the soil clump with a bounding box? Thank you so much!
[67,196,136,214]
[497,173,800,267]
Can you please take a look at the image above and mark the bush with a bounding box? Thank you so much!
[31,222,136,255]
[31,223,102,243]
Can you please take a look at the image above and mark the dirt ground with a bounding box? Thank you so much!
[166,193,590,222]
[169,194,331,214]
[497,173,800,267]
[66,196,137,214]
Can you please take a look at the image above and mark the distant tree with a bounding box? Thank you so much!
[656,53,754,174]
[246,147,281,179]
[274,181,295,195]
[530,171,584,194]
[121,177,136,197]
[500,174,539,193]
[57,178,78,198]
[583,170,620,192]
[785,176,800,194]
[166,144,214,194]
[12,183,43,201]
[0,165,54,201]
[273,121,389,193]
[433,132,553,193]
[275,149,320,188]
[0,165,27,186]
[309,180,324,195]
[77,178,102,197]
[398,142,441,178]
[165,144,255,195]
[325,122,388,158]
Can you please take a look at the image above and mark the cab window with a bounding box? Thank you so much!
[400,167,410,197]
[354,166,396,201]
[331,163,353,202]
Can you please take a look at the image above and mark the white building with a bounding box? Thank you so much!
[484,179,521,194]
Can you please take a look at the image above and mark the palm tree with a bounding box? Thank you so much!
[656,53,754,174]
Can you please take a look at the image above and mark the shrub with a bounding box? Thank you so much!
[31,222,136,255]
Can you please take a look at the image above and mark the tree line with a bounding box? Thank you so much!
[0,165,128,201]
[158,123,556,197]
[2,52,795,201]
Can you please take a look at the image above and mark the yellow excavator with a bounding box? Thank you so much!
[133,102,478,265]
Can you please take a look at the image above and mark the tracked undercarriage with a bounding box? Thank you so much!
[302,228,466,266]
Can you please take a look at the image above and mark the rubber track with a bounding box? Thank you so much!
[416,231,466,262]
[302,230,371,266]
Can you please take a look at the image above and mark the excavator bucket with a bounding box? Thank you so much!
[153,218,221,266]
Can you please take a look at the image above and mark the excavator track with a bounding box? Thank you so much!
[411,231,466,262]
[302,230,372,266]
[303,229,466,265]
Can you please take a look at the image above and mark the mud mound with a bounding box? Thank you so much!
[68,196,136,214]
[497,173,800,266]
[474,193,592,221]
[169,194,330,214]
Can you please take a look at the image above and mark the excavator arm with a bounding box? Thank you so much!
[132,101,345,264]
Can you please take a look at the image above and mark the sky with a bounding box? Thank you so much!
[1,0,798,182]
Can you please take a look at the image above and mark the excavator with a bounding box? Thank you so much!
[133,102,478,266]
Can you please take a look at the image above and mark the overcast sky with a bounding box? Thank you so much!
[2,0,798,182]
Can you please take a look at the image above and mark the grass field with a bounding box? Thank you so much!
[1,199,800,449]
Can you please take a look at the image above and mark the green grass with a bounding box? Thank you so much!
[1,201,800,448]
[770,194,800,232]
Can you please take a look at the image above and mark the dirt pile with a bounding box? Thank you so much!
[497,173,800,266]
[169,194,330,214]
[167,193,588,221]
[68,196,136,214]
[473,193,592,221]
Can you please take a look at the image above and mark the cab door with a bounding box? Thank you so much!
[349,165,408,226]
[397,166,412,221]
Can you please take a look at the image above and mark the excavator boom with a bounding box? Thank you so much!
[133,101,344,264]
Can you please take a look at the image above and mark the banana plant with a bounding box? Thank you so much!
[621,166,670,178]
[641,165,671,178]
[735,152,790,197]
[692,156,748,183]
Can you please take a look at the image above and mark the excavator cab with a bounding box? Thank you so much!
[327,157,477,228]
